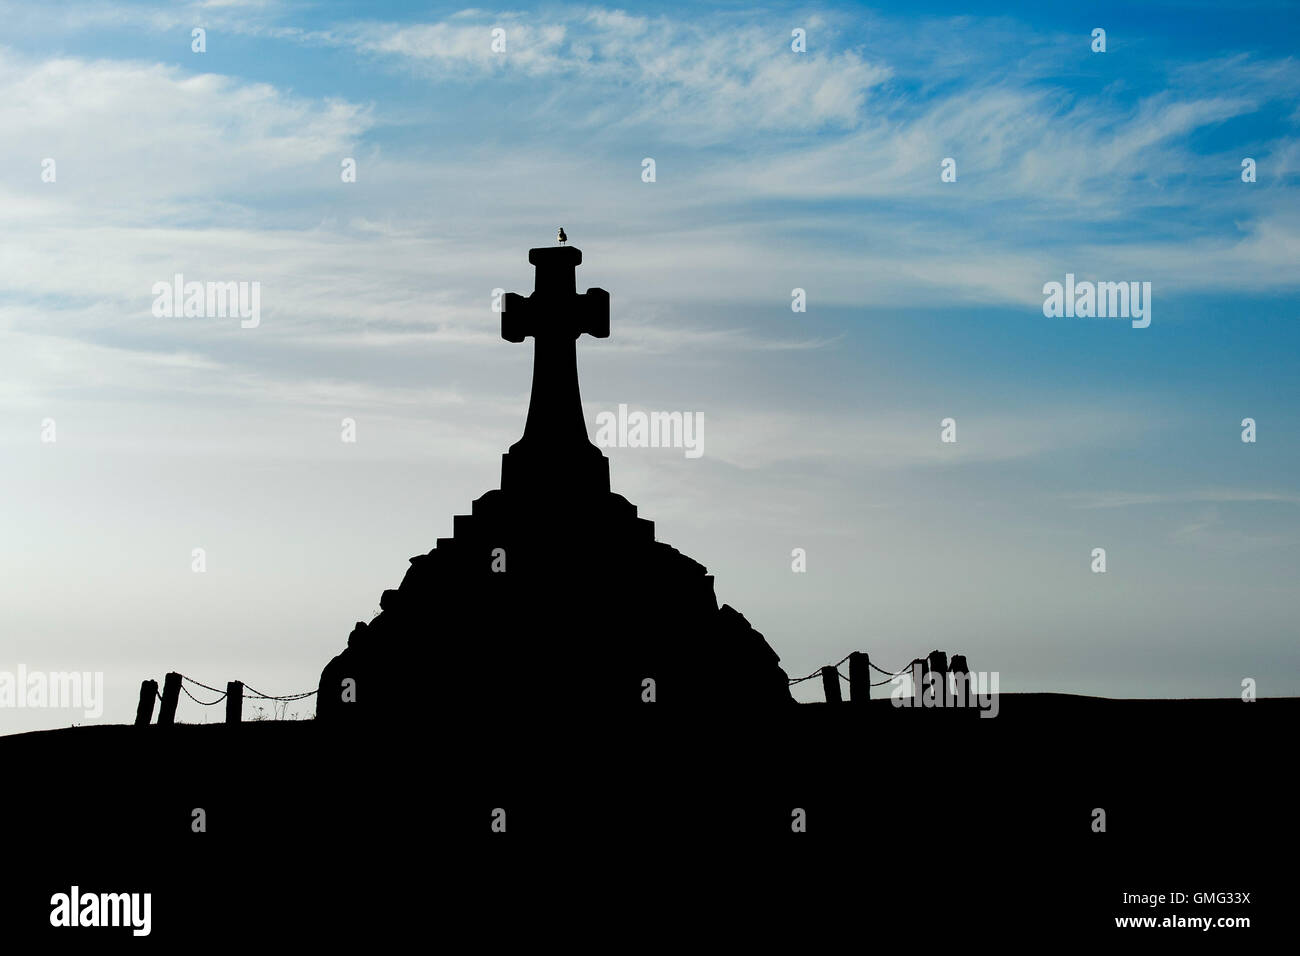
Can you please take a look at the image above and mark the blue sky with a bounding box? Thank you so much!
[1,0,1298,730]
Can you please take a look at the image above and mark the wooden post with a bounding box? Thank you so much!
[158,672,182,726]
[225,681,243,725]
[848,652,870,704]
[821,666,842,704]
[911,659,925,709]
[134,680,157,726]
[928,650,949,709]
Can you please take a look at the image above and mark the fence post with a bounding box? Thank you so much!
[158,672,182,726]
[821,666,842,704]
[928,650,949,709]
[911,659,925,709]
[848,652,870,704]
[225,681,243,725]
[135,680,157,726]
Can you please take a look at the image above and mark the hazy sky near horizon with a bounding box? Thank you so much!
[2,0,1298,732]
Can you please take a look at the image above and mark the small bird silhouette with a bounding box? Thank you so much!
[557,227,567,245]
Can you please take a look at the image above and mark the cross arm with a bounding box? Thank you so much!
[576,288,609,338]
[501,288,609,342]
[501,292,532,343]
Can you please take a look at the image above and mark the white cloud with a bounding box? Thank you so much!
[340,11,891,136]
[0,49,371,213]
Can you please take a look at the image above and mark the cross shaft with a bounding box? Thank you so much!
[498,246,611,497]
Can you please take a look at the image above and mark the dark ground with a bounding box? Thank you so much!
[3,693,1293,943]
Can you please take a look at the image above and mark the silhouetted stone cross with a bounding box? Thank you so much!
[499,245,610,496]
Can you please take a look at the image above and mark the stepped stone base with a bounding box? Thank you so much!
[318,473,793,722]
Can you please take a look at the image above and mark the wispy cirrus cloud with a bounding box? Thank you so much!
[338,10,892,136]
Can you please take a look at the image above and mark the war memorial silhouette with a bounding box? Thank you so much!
[317,244,794,721]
